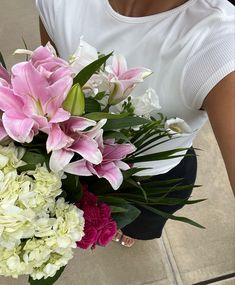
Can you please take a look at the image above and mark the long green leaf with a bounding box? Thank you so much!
[28,266,66,285]
[73,52,113,86]
[126,148,193,163]
[138,203,205,229]
[0,51,7,69]
[85,98,101,113]
[84,112,128,120]
[112,204,141,229]
[103,116,150,131]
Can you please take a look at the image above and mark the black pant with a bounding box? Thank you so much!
[121,147,197,240]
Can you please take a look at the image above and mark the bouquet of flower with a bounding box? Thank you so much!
[0,40,206,284]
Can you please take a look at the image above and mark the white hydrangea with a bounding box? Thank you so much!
[0,143,26,174]
[0,144,85,280]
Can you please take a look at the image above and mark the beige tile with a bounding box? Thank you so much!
[162,123,235,285]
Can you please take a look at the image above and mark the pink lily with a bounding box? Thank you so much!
[106,54,152,105]
[0,61,72,145]
[0,65,11,85]
[14,43,74,84]
[63,132,136,190]
[49,118,107,173]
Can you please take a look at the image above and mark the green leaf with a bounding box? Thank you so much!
[122,168,149,179]
[63,83,85,115]
[84,112,128,121]
[62,174,82,203]
[18,150,47,172]
[94,91,106,100]
[104,131,131,143]
[109,206,128,213]
[125,178,148,202]
[73,52,113,87]
[85,98,101,113]
[28,266,66,285]
[126,148,192,163]
[112,204,141,229]
[138,203,205,229]
[0,51,7,69]
[103,116,150,131]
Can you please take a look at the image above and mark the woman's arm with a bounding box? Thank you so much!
[202,71,235,196]
[39,18,57,52]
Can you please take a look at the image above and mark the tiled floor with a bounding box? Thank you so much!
[0,1,234,284]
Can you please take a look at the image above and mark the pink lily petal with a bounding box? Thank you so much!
[112,54,127,76]
[2,111,38,143]
[120,68,151,81]
[49,108,70,124]
[0,85,23,111]
[69,134,102,164]
[49,149,74,173]
[11,62,49,106]
[46,124,74,153]
[94,162,123,190]
[103,143,136,161]
[32,114,49,131]
[31,46,55,63]
[0,65,11,84]
[50,68,74,84]
[65,116,96,133]
[114,160,130,171]
[85,119,107,139]
[45,76,73,117]
[64,159,93,176]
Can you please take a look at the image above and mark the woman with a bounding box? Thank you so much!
[36,0,235,247]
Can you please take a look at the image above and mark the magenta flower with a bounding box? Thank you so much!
[0,65,11,84]
[106,54,152,105]
[49,118,107,172]
[64,132,136,190]
[76,187,117,249]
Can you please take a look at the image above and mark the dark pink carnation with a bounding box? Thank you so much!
[77,224,97,249]
[76,185,117,249]
[97,221,117,247]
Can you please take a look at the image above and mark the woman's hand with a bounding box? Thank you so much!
[202,71,235,196]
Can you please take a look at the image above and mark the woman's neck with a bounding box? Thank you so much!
[108,0,189,17]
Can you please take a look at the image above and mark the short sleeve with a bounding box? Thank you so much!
[35,0,57,43]
[181,15,235,110]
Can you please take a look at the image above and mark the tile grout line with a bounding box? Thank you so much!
[158,228,184,285]
[157,232,178,285]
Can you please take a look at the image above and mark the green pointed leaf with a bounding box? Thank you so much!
[84,112,128,121]
[73,52,113,87]
[104,131,131,143]
[0,51,7,69]
[110,206,128,213]
[138,203,205,229]
[103,116,150,131]
[112,204,141,229]
[18,150,47,172]
[126,148,193,163]
[62,174,82,203]
[85,98,101,113]
[63,83,85,115]
[28,266,66,285]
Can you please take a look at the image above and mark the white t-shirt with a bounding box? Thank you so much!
[36,0,235,175]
